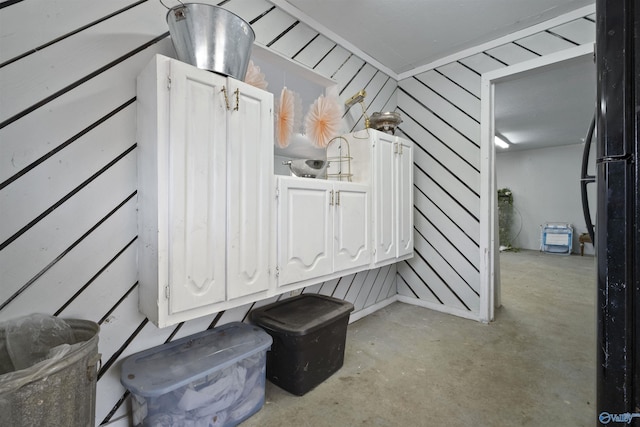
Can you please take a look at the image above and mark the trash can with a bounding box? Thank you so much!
[0,314,101,427]
[250,294,354,396]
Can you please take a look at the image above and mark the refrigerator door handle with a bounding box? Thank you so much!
[580,112,597,244]
[597,153,633,163]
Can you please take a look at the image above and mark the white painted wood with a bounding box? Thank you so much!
[136,55,274,327]
[269,0,396,78]
[166,61,227,313]
[416,70,481,121]
[0,197,137,322]
[459,52,505,75]
[333,182,370,271]
[353,270,375,311]
[0,0,168,123]
[0,104,135,244]
[348,294,398,323]
[381,264,397,300]
[478,43,595,323]
[398,88,480,169]
[396,295,481,322]
[292,34,335,69]
[413,185,480,274]
[397,138,413,258]
[372,132,397,263]
[516,32,577,56]
[363,264,390,307]
[436,62,481,98]
[251,7,298,45]
[413,217,480,310]
[269,22,319,59]
[398,4,595,79]
[485,43,539,65]
[340,130,414,265]
[412,141,480,218]
[277,176,333,285]
[0,151,137,306]
[396,261,440,303]
[332,273,355,300]
[413,169,480,243]
[222,0,273,23]
[332,54,365,88]
[96,318,173,422]
[0,40,175,184]
[340,63,377,103]
[401,78,480,145]
[0,0,135,64]
[313,45,351,78]
[549,18,596,45]
[344,270,368,304]
[402,114,479,192]
[226,78,274,299]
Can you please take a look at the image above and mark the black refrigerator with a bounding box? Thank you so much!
[593,0,639,424]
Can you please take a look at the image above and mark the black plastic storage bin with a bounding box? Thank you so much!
[250,294,354,396]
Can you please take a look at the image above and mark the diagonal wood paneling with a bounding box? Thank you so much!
[0,0,400,424]
[396,14,595,318]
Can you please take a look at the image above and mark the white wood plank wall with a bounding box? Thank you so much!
[0,0,398,424]
[396,12,596,318]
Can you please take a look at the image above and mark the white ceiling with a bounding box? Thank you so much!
[282,0,593,75]
[279,0,596,152]
[494,53,595,151]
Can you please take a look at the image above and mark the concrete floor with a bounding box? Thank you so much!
[242,250,596,427]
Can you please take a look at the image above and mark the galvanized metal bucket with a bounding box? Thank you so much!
[166,3,255,79]
[0,319,100,427]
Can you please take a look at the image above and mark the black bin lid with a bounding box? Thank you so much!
[250,294,354,336]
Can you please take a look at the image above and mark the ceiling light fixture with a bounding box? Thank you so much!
[494,135,509,149]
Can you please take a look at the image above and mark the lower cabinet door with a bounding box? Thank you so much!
[277,177,333,286]
[333,182,371,271]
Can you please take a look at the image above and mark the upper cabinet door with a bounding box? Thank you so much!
[166,60,228,314]
[373,133,397,263]
[226,79,274,299]
[396,138,414,257]
[278,177,333,286]
[333,182,371,271]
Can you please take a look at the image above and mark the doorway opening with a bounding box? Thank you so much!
[479,43,595,321]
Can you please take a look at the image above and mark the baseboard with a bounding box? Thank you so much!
[348,295,399,323]
[396,295,483,322]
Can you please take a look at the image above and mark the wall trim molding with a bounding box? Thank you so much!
[397,295,483,322]
[479,42,595,322]
[349,295,399,323]
[398,4,596,80]
[268,0,398,79]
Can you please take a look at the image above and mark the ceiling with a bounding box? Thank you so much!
[281,0,593,75]
[279,0,596,152]
[495,53,596,151]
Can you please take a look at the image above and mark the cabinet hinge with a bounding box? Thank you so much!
[167,76,171,90]
[275,266,280,278]
[275,185,279,199]
[164,285,170,299]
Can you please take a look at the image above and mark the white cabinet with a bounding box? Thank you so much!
[276,176,370,287]
[339,130,414,266]
[136,55,273,328]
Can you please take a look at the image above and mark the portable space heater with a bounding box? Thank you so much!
[541,223,573,255]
